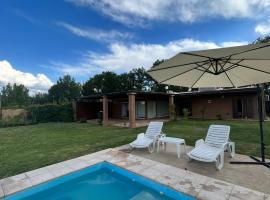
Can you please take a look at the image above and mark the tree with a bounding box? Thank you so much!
[31,93,50,104]
[48,75,81,104]
[82,71,120,95]
[1,83,30,107]
[252,35,270,44]
[129,68,155,91]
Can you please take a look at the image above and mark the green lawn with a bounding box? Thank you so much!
[0,120,269,179]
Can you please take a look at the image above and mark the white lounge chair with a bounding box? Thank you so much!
[130,122,164,153]
[187,125,235,170]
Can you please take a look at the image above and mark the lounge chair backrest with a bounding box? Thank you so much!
[145,122,163,139]
[205,125,230,148]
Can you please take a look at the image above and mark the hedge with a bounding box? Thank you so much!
[26,103,74,123]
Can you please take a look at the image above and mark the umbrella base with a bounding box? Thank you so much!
[230,156,270,168]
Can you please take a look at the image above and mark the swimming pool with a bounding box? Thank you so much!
[3,162,195,200]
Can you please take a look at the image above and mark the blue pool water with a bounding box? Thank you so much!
[3,162,195,200]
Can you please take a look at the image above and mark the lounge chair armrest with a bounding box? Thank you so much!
[195,139,204,147]
[137,133,145,139]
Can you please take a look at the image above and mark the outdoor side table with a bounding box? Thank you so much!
[157,137,186,158]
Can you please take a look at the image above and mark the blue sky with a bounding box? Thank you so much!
[0,0,270,93]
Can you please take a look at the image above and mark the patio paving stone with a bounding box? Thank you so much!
[25,167,50,178]
[28,172,55,186]
[63,158,90,171]
[197,179,234,200]
[2,178,32,196]
[45,162,74,177]
[170,170,210,197]
[229,185,265,200]
[0,185,4,198]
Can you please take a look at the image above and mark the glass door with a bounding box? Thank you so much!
[136,101,146,118]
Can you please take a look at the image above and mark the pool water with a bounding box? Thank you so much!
[4,162,195,200]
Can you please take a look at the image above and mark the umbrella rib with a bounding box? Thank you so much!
[222,59,244,72]
[229,58,270,60]
[159,61,211,83]
[182,43,270,61]
[148,60,209,72]
[219,63,235,87]
[226,61,270,75]
[191,65,212,88]
[228,43,270,57]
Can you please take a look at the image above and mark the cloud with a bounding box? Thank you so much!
[0,60,53,95]
[66,0,270,26]
[12,9,41,25]
[50,39,248,77]
[255,19,270,35]
[58,22,133,42]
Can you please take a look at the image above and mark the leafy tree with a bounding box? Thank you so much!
[48,75,81,104]
[118,72,134,91]
[129,68,155,91]
[1,83,30,107]
[82,71,120,95]
[252,35,270,44]
[31,93,50,104]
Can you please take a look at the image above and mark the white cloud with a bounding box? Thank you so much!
[255,19,270,35]
[58,22,133,42]
[66,0,270,26]
[50,39,248,76]
[0,60,53,95]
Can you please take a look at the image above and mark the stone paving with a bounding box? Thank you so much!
[0,148,269,200]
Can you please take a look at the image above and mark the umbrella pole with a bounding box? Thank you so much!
[230,84,270,168]
[257,84,265,162]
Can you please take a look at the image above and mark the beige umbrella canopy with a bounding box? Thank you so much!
[148,42,270,168]
[148,43,270,88]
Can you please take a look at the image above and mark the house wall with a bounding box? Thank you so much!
[192,97,233,119]
[191,94,257,119]
[76,101,102,120]
[111,101,123,118]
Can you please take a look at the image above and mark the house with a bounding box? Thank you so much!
[73,87,261,128]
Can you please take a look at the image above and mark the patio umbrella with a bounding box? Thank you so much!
[148,42,270,168]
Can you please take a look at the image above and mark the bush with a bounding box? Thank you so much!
[182,108,190,119]
[26,103,74,123]
[216,113,223,120]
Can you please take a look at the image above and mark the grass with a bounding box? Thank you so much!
[0,120,269,179]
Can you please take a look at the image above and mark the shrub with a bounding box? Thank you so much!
[26,103,74,123]
[182,108,189,119]
[216,113,223,120]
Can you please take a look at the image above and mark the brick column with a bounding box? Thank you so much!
[102,96,109,126]
[128,93,136,128]
[169,94,175,120]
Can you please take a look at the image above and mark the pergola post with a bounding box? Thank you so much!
[169,94,175,120]
[102,95,109,126]
[128,93,136,128]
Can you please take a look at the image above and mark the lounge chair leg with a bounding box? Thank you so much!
[148,144,154,153]
[216,151,224,170]
[228,142,235,158]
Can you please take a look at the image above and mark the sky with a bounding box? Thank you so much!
[0,0,270,94]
